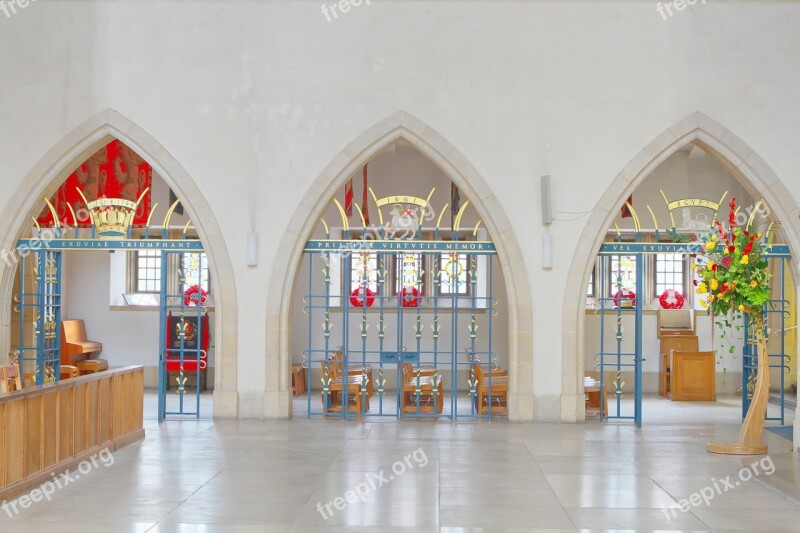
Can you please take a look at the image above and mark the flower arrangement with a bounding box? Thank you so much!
[696,197,773,454]
[694,197,771,316]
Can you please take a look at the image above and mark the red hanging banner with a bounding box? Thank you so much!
[37,140,152,228]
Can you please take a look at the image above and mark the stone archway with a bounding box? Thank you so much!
[0,109,239,418]
[561,112,800,427]
[265,111,534,421]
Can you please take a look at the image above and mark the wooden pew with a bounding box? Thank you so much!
[473,363,508,415]
[0,361,22,392]
[320,357,371,414]
[60,320,108,375]
[400,363,443,415]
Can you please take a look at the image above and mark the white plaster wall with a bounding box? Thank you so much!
[63,249,216,388]
[290,141,510,381]
[1,1,799,420]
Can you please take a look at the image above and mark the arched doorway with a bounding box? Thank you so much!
[0,110,238,419]
[562,113,800,435]
[266,111,534,421]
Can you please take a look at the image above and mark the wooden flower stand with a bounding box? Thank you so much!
[707,313,769,455]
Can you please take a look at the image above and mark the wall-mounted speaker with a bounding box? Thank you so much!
[541,175,552,225]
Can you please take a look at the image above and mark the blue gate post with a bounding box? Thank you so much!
[158,249,168,422]
[634,239,643,428]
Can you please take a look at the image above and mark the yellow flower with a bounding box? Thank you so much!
[750,280,758,288]
[741,256,749,265]
[756,233,762,239]
[739,304,745,311]
[708,295,715,302]
[707,262,715,271]
[697,282,708,294]
[710,279,719,291]
[705,241,716,251]
[723,248,730,255]
[699,299,708,308]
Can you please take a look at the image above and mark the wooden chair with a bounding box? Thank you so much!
[60,320,107,375]
[0,361,23,393]
[473,363,508,415]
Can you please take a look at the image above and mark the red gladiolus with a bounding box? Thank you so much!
[743,236,755,256]
[712,263,718,271]
[728,197,737,228]
[719,283,729,294]
[715,221,727,242]
[728,246,735,254]
[721,256,733,269]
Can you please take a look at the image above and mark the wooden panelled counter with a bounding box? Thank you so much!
[0,365,144,501]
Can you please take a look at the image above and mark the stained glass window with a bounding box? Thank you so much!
[350,252,379,293]
[609,255,637,292]
[182,252,210,293]
[395,253,423,294]
[439,253,469,295]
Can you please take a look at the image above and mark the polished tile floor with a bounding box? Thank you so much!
[1,392,799,532]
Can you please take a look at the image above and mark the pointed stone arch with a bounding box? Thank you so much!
[0,109,239,418]
[265,111,534,420]
[561,112,800,423]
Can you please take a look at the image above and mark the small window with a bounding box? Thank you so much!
[438,253,470,296]
[135,250,162,293]
[587,267,595,296]
[655,253,684,296]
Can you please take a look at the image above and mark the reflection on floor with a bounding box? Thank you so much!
[293,392,501,419]
[145,389,214,420]
[2,392,800,531]
[599,394,796,426]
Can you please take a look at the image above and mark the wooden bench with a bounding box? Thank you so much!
[60,320,107,375]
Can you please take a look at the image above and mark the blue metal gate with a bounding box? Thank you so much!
[742,254,792,424]
[158,247,208,421]
[302,194,503,420]
[14,246,63,386]
[593,195,792,427]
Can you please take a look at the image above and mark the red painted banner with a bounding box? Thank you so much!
[37,140,152,227]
